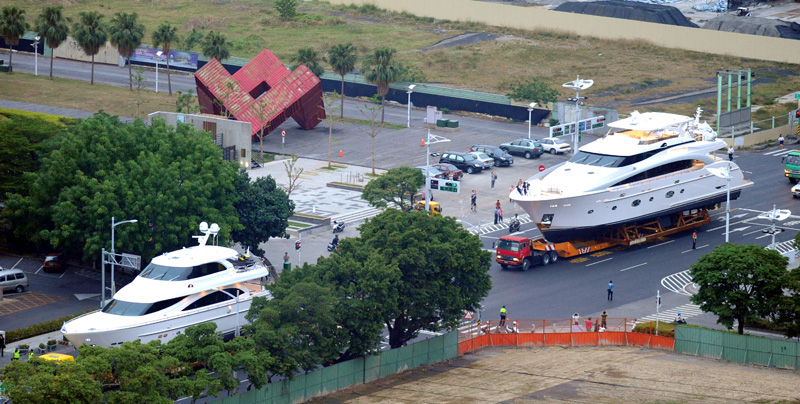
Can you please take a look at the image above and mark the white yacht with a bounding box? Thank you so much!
[513,108,752,243]
[62,222,272,348]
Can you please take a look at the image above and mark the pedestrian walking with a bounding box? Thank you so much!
[692,231,697,249]
[601,310,608,329]
[509,185,514,202]
[496,199,501,210]
[0,332,5,357]
[494,207,499,224]
[12,347,20,361]
[499,207,504,222]
[572,312,580,325]
[491,171,497,190]
[607,280,614,301]
[728,146,734,161]
[28,350,33,361]
[499,306,507,327]
[779,134,785,148]
[283,251,291,271]
[470,190,477,213]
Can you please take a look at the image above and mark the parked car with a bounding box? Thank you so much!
[792,183,800,198]
[469,144,514,167]
[539,137,572,154]
[499,138,544,159]
[416,166,446,180]
[0,268,29,293]
[43,253,65,273]
[438,152,485,174]
[431,163,464,180]
[467,152,493,169]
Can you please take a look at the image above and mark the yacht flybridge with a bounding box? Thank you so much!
[62,222,272,348]
[512,108,752,243]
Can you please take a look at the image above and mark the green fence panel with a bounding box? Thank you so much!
[288,373,307,404]
[379,347,399,378]
[770,339,798,369]
[305,365,323,399]
[237,389,257,404]
[698,328,723,347]
[412,338,429,368]
[444,331,458,359]
[748,351,772,367]
[365,354,382,383]
[674,325,700,343]
[340,357,363,389]
[745,334,772,354]
[721,346,747,363]
[721,332,747,351]
[396,343,415,373]
[272,380,291,404]
[674,340,699,355]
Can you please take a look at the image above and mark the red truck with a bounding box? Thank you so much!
[495,235,558,271]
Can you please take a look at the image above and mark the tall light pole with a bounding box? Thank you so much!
[155,50,163,93]
[407,84,416,128]
[423,129,450,211]
[708,165,732,242]
[32,36,40,77]
[527,102,537,139]
[111,217,138,298]
[757,205,791,250]
[563,75,593,154]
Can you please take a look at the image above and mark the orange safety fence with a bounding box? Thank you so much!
[457,318,674,355]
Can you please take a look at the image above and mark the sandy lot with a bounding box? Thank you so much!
[311,346,800,403]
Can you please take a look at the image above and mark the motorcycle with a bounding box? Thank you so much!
[509,220,520,233]
[327,242,337,252]
[332,220,345,233]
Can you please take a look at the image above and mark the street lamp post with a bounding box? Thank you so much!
[562,75,594,154]
[155,51,163,93]
[218,288,242,337]
[407,84,416,128]
[32,36,40,77]
[423,129,450,211]
[527,102,537,139]
[110,217,138,299]
[708,165,732,242]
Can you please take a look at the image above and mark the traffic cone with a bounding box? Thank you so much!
[339,149,343,158]
[421,139,425,147]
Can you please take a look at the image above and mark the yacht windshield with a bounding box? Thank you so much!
[101,296,184,316]
[140,262,226,281]
[569,151,626,167]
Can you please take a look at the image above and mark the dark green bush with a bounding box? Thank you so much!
[633,321,675,338]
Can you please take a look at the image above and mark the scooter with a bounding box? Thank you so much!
[509,220,520,233]
[327,242,337,252]
[332,220,345,233]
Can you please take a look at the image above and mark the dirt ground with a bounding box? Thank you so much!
[309,346,800,403]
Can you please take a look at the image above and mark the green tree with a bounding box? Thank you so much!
[202,30,229,62]
[132,66,147,117]
[245,297,303,382]
[327,42,357,118]
[362,209,491,348]
[275,0,299,21]
[182,27,203,51]
[355,103,384,175]
[4,113,242,263]
[361,47,403,124]
[34,6,69,80]
[109,11,144,90]
[0,112,65,199]
[175,89,200,114]
[321,91,343,168]
[506,77,559,106]
[231,171,294,256]
[361,166,424,212]
[690,243,788,334]
[152,22,178,95]
[2,360,103,404]
[0,6,29,74]
[72,11,107,85]
[291,46,324,77]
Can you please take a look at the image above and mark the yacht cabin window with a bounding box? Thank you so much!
[140,262,227,281]
[183,288,240,311]
[569,141,693,168]
[102,296,184,316]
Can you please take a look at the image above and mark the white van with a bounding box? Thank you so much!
[0,268,29,293]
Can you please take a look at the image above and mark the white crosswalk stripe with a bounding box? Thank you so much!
[464,214,532,235]
[763,149,792,157]
[661,270,693,296]
[639,303,703,322]
[771,239,797,255]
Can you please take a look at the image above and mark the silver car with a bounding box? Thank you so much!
[468,152,493,169]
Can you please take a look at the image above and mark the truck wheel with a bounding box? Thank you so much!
[525,151,533,159]
[549,251,559,264]
[521,258,531,271]
[542,253,551,266]
[500,264,508,270]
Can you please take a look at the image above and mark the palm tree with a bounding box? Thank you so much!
[34,6,69,80]
[201,31,229,62]
[109,12,144,90]
[291,47,324,77]
[0,6,29,74]
[72,11,107,85]
[152,22,178,95]
[327,43,357,118]
[361,47,402,124]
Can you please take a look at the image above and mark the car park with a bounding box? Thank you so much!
[431,163,463,180]
[539,137,573,154]
[0,268,29,293]
[468,152,494,169]
[416,166,446,179]
[439,152,485,174]
[469,144,514,167]
[499,138,544,159]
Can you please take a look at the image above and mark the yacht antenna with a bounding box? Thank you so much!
[694,106,703,124]
[193,221,220,246]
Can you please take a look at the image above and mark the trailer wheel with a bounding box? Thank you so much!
[541,252,551,266]
[521,258,531,271]
[500,264,508,270]
[549,251,559,264]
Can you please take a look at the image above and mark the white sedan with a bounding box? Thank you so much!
[540,138,572,154]
[793,183,800,198]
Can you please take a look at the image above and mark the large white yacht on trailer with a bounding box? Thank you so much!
[512,108,752,243]
[62,222,272,348]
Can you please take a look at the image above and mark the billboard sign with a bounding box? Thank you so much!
[130,46,199,70]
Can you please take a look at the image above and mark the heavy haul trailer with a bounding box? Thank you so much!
[496,208,710,270]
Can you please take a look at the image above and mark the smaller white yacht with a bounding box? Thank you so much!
[62,222,272,348]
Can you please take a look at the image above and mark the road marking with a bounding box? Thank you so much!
[75,293,101,301]
[661,270,693,296]
[585,258,612,267]
[730,226,751,232]
[11,257,23,269]
[639,303,703,322]
[647,240,674,249]
[682,244,709,253]
[620,263,647,272]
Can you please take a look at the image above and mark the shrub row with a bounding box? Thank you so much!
[633,321,675,338]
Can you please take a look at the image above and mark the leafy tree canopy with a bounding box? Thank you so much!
[231,171,294,256]
[689,243,788,334]
[361,166,424,212]
[506,77,559,106]
[2,360,103,404]
[4,113,242,263]
[0,111,67,199]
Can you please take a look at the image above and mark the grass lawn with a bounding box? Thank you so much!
[3,0,800,115]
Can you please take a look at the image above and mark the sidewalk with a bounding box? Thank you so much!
[0,330,77,367]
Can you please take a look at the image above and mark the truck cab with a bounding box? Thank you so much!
[495,235,556,271]
[783,151,800,183]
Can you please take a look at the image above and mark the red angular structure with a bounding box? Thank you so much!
[194,49,325,139]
